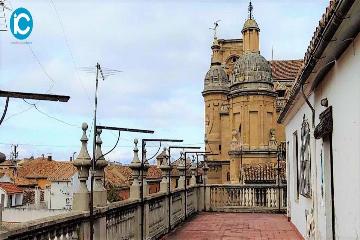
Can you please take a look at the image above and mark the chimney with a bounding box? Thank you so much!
[70,157,73,161]
[47,155,52,161]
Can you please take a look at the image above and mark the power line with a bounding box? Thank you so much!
[48,0,92,105]
[22,99,80,128]
[3,105,34,122]
[28,45,55,93]
[0,142,165,149]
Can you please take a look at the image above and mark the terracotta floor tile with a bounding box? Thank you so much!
[162,212,303,240]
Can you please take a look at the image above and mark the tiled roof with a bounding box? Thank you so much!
[105,164,162,187]
[104,165,131,187]
[0,182,23,194]
[17,157,76,182]
[0,169,36,186]
[243,162,286,182]
[147,166,162,179]
[47,162,77,181]
[270,60,303,80]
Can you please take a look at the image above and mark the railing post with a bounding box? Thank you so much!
[93,129,107,240]
[72,123,91,240]
[202,161,210,211]
[159,151,171,232]
[129,139,142,240]
[177,155,186,220]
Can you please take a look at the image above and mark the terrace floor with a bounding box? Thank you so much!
[162,212,303,240]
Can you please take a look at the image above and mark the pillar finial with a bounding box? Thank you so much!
[131,139,141,164]
[95,128,105,161]
[75,122,91,162]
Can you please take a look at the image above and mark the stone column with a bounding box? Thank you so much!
[142,149,150,197]
[129,139,141,200]
[93,129,108,207]
[203,161,210,211]
[129,139,142,240]
[72,123,91,240]
[73,123,91,211]
[177,152,186,190]
[159,148,171,193]
[190,163,197,186]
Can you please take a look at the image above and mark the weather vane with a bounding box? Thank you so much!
[248,0,254,19]
[209,20,221,39]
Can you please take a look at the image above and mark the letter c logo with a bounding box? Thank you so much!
[10,8,33,40]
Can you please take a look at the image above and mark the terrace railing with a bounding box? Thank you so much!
[207,184,287,213]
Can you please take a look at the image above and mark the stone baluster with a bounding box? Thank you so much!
[93,129,108,207]
[73,123,91,211]
[129,139,141,199]
[159,148,171,193]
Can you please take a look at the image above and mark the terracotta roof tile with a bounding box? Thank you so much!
[270,60,303,80]
[146,166,162,179]
[0,169,36,186]
[104,165,132,187]
[0,182,23,194]
[243,162,286,182]
[17,158,77,182]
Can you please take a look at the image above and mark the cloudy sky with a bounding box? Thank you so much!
[0,0,329,163]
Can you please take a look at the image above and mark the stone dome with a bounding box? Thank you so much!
[0,152,6,163]
[242,19,260,33]
[230,52,273,93]
[203,65,229,93]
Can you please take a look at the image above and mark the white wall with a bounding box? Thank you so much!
[285,34,360,239]
[314,33,360,239]
[49,181,73,210]
[285,96,315,238]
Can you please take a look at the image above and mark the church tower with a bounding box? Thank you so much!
[202,1,291,184]
[202,35,230,163]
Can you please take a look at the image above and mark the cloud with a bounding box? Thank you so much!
[0,0,329,162]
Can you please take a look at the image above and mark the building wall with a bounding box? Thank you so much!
[285,34,360,239]
[48,181,73,210]
[285,95,314,238]
[313,34,360,239]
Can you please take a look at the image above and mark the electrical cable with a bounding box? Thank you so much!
[0,97,10,125]
[48,0,92,104]
[27,45,55,94]
[22,99,80,128]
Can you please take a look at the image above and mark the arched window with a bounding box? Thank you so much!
[227,172,230,182]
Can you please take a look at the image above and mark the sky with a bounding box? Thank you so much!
[0,0,329,164]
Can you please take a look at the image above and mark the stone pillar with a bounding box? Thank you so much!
[177,152,186,190]
[72,123,91,240]
[159,148,171,193]
[129,139,142,240]
[142,149,150,197]
[73,123,92,211]
[190,161,197,186]
[203,161,210,211]
[93,129,108,207]
[129,139,141,200]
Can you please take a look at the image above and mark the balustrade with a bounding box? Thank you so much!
[209,184,287,212]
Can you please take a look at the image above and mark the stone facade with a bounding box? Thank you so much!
[203,9,301,184]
